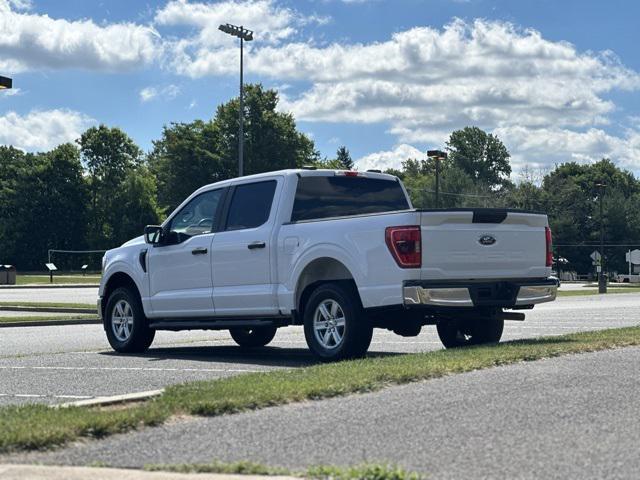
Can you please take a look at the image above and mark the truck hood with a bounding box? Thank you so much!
[120,235,145,248]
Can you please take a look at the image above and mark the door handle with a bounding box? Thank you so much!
[247,241,266,250]
[191,247,208,255]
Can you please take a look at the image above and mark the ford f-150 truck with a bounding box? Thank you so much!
[99,168,557,361]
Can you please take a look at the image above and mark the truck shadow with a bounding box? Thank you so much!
[99,345,402,369]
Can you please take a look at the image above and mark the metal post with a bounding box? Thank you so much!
[598,184,607,293]
[435,158,440,208]
[238,32,244,178]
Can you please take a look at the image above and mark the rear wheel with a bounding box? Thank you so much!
[303,283,373,361]
[104,287,155,353]
[229,326,277,348]
[436,316,504,349]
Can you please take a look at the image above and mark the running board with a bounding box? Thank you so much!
[149,318,290,331]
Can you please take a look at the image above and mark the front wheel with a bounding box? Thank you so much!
[229,326,277,348]
[436,316,504,349]
[104,287,155,353]
[303,283,373,361]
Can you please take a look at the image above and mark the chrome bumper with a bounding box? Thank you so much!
[403,279,558,308]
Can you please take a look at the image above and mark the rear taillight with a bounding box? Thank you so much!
[545,226,553,267]
[386,226,421,268]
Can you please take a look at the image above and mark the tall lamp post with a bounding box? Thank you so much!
[427,150,447,208]
[219,23,253,177]
[0,76,12,90]
[595,181,607,294]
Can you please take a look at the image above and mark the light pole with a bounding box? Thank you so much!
[0,76,12,90]
[427,150,447,208]
[595,181,607,294]
[219,23,253,177]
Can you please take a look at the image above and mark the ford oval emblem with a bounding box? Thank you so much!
[479,235,496,246]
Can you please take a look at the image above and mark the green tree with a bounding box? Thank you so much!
[111,166,161,242]
[212,84,318,174]
[336,146,354,170]
[78,125,144,247]
[447,127,511,189]
[150,84,318,213]
[149,120,222,213]
[1,144,89,269]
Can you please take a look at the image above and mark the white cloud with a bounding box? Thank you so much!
[139,84,181,102]
[0,0,161,72]
[0,109,95,151]
[494,126,640,172]
[356,144,425,171]
[139,87,158,102]
[156,0,328,77]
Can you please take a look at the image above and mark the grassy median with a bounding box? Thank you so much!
[15,275,101,285]
[2,326,640,454]
[557,287,640,297]
[0,315,97,325]
[146,462,423,480]
[0,301,96,309]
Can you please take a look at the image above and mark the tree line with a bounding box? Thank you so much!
[1,84,639,274]
[0,85,352,270]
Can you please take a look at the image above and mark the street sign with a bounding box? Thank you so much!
[625,249,640,264]
[590,251,601,261]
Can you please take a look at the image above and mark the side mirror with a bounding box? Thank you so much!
[144,225,163,245]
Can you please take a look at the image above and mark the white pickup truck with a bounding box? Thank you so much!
[99,168,557,361]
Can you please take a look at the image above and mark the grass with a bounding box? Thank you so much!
[558,287,640,297]
[15,275,101,285]
[2,326,640,454]
[0,314,97,324]
[145,462,423,480]
[0,301,96,309]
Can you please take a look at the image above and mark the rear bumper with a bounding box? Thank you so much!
[403,278,558,308]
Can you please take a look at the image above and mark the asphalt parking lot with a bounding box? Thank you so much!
[1,293,639,406]
[0,286,98,305]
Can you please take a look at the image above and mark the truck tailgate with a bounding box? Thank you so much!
[419,209,549,280]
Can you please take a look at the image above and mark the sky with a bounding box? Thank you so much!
[1,0,639,177]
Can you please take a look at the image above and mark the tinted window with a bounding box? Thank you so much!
[291,176,409,222]
[170,189,223,239]
[226,181,277,230]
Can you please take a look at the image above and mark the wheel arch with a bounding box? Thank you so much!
[102,271,142,320]
[294,257,361,320]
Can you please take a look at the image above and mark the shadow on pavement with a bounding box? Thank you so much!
[99,345,403,369]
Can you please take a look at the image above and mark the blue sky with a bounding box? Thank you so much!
[1,0,639,175]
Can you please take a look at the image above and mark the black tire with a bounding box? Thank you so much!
[303,282,373,361]
[104,287,155,353]
[436,316,504,349]
[229,326,277,348]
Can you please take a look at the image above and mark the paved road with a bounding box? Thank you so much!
[0,293,638,406]
[0,287,99,305]
[5,346,640,479]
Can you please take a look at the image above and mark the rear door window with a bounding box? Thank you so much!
[225,180,277,230]
[291,176,409,222]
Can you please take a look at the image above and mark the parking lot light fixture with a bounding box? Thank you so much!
[218,23,254,177]
[427,150,448,208]
[0,76,12,90]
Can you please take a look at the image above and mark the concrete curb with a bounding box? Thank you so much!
[0,306,96,314]
[0,284,98,289]
[57,389,165,408]
[0,318,100,328]
[0,464,300,480]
